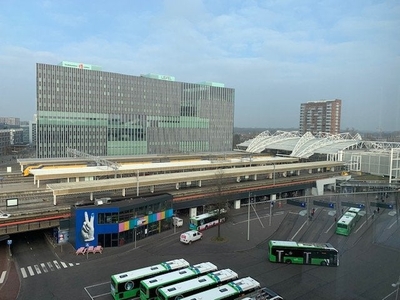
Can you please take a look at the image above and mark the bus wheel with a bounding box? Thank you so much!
[285,259,292,264]
[321,261,327,266]
[189,240,192,244]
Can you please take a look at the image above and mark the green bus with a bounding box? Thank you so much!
[139,262,218,300]
[268,240,339,267]
[336,211,358,236]
[110,258,190,300]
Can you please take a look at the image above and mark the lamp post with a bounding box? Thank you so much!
[134,226,137,249]
[273,163,276,185]
[247,192,251,241]
[392,275,400,300]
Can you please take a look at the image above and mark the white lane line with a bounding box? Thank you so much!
[41,263,48,273]
[0,271,6,284]
[47,262,54,272]
[61,262,68,268]
[53,261,61,270]
[69,263,74,267]
[27,266,35,276]
[388,220,397,229]
[20,268,28,278]
[290,219,308,241]
[325,222,335,233]
[34,265,41,274]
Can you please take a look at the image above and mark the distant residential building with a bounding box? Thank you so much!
[36,62,235,158]
[20,124,30,144]
[29,115,37,146]
[299,99,341,135]
[0,117,20,126]
[0,130,11,155]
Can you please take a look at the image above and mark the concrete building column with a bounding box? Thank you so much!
[189,207,197,218]
[234,199,241,209]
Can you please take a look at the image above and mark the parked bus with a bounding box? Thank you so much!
[268,240,339,267]
[157,268,238,300]
[178,277,260,300]
[348,207,362,222]
[189,208,227,231]
[110,258,190,300]
[237,286,283,300]
[336,210,359,236]
[139,262,218,300]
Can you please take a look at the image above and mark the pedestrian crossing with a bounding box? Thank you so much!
[20,260,80,278]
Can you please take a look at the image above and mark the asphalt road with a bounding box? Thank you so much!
[5,202,400,300]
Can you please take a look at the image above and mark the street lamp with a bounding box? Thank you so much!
[134,226,137,249]
[392,275,400,300]
[273,163,276,185]
[247,192,251,241]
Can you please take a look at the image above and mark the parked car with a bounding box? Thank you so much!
[180,230,202,244]
[0,213,11,219]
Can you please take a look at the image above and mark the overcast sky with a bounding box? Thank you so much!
[1,0,399,132]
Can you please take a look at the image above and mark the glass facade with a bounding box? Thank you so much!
[70,193,173,249]
[36,63,235,158]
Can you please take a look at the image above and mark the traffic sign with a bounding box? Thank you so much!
[313,200,335,208]
[287,199,306,207]
[7,239,12,245]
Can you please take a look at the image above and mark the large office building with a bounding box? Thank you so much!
[299,99,342,135]
[36,62,235,158]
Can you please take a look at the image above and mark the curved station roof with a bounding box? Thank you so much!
[244,131,364,159]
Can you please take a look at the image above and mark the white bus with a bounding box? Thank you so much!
[189,208,227,231]
[178,277,260,300]
[111,258,189,300]
[139,262,218,300]
[157,268,238,300]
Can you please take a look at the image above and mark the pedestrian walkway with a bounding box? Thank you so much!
[19,260,80,279]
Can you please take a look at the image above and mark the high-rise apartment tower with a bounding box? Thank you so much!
[299,99,342,135]
[36,62,235,158]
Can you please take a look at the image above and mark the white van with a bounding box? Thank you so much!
[180,230,202,244]
[172,217,183,227]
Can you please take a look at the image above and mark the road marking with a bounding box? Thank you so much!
[69,263,74,267]
[325,222,335,233]
[388,220,397,229]
[47,262,54,272]
[61,262,68,268]
[20,268,27,278]
[34,265,41,274]
[355,220,367,233]
[27,266,35,276]
[41,263,48,273]
[0,271,6,284]
[53,260,61,270]
[290,219,308,241]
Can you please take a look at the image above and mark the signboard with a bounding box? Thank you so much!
[57,229,69,244]
[6,198,18,207]
[58,61,102,71]
[313,200,335,208]
[341,202,365,209]
[371,202,394,209]
[287,199,306,207]
[7,239,12,245]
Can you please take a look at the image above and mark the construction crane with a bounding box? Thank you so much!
[66,148,121,171]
